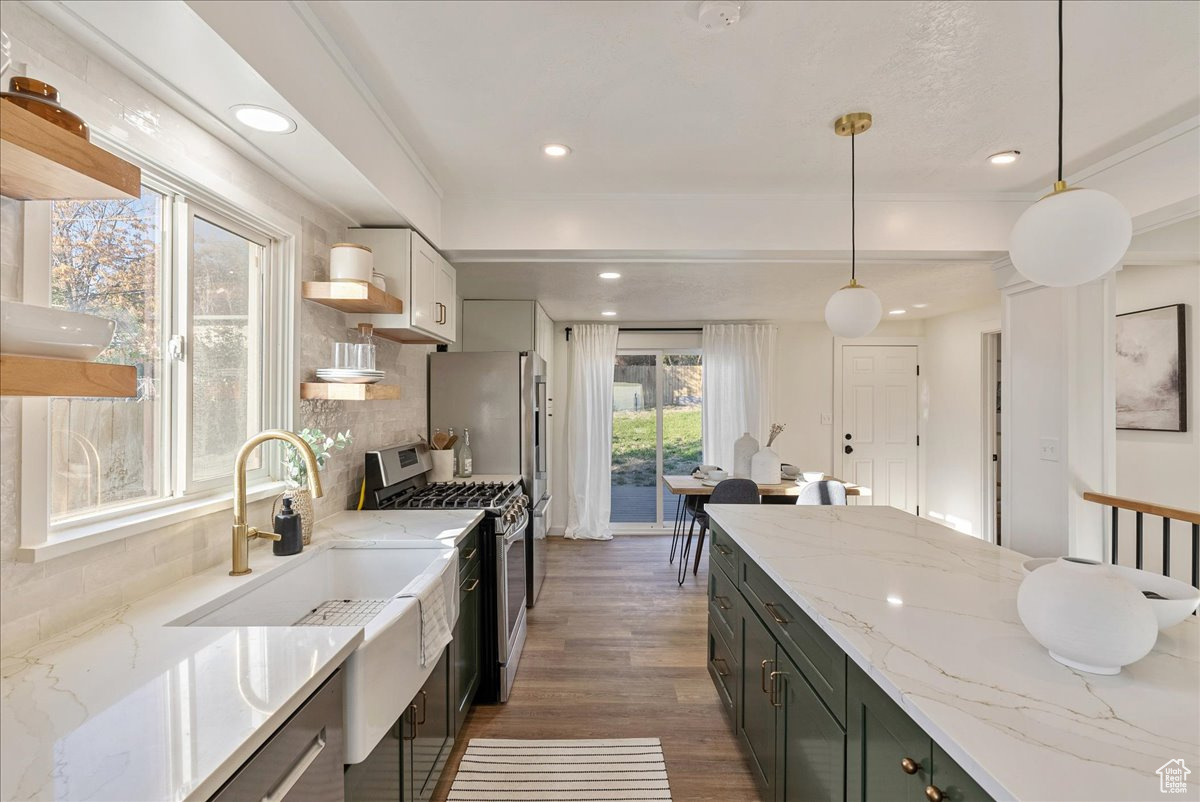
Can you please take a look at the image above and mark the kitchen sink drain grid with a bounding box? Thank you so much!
[293,599,389,627]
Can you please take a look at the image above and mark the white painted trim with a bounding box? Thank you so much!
[17,481,287,563]
[832,336,925,515]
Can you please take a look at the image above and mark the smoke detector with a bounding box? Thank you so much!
[697,0,743,31]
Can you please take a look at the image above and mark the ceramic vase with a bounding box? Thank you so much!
[750,446,782,485]
[733,432,759,478]
[285,488,315,546]
[1016,557,1157,675]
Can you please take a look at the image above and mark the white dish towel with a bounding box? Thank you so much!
[395,548,458,667]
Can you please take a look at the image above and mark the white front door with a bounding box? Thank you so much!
[840,345,919,513]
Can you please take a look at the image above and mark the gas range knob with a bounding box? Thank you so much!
[517,494,530,507]
[504,510,518,525]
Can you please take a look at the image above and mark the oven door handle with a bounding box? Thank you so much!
[504,511,530,543]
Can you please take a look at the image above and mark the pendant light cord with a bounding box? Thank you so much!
[1057,0,1063,183]
[851,130,857,282]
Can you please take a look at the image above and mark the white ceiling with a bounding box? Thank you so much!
[306,0,1199,197]
[455,258,999,321]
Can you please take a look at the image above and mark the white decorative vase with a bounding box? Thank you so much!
[733,432,759,478]
[750,447,782,485]
[1016,557,1158,675]
[430,450,454,482]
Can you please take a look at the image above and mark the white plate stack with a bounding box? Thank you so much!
[316,368,384,384]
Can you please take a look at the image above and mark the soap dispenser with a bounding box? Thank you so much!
[273,496,303,556]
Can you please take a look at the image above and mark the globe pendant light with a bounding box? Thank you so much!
[1008,0,1131,287]
[825,112,882,338]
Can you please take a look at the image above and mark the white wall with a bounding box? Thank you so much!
[547,317,924,534]
[921,303,1002,538]
[1113,263,1200,581]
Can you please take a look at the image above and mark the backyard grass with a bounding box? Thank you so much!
[611,405,702,485]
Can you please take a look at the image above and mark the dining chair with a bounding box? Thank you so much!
[794,480,848,506]
[678,478,759,585]
[669,466,707,564]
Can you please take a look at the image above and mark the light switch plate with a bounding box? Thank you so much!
[1039,438,1059,462]
[820,412,833,425]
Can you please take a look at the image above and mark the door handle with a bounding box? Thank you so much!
[769,670,785,708]
[462,577,480,592]
[416,690,428,725]
[760,659,774,694]
[844,445,854,454]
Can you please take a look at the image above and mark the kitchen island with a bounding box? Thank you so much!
[704,504,1199,802]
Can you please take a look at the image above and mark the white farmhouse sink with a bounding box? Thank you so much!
[169,545,458,763]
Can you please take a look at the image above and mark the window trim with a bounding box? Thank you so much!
[18,141,300,563]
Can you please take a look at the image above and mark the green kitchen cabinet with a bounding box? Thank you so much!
[739,604,780,798]
[776,648,845,802]
[847,663,993,802]
[453,557,482,735]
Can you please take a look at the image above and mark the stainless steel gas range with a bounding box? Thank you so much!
[362,443,529,703]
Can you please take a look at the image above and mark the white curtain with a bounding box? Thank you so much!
[564,323,620,540]
[702,324,778,473]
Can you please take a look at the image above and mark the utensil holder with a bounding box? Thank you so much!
[430,450,454,482]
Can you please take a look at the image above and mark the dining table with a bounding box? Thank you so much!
[663,473,872,584]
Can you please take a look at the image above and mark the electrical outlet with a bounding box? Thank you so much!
[1039,438,1059,462]
[820,412,833,425]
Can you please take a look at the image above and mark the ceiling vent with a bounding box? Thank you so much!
[697,0,743,31]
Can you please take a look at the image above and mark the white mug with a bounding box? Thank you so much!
[707,470,729,481]
[330,243,373,282]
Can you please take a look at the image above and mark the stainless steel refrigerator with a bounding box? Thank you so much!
[429,351,549,606]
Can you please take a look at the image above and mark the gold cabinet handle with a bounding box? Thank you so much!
[712,656,731,677]
[462,577,480,592]
[714,543,733,556]
[760,659,774,694]
[925,786,943,802]
[769,670,785,708]
[714,594,733,610]
[901,757,920,775]
[417,690,428,725]
[260,728,326,802]
[461,547,478,560]
[764,602,789,625]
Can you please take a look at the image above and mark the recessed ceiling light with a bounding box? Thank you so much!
[886,595,904,606]
[543,143,571,157]
[988,150,1021,165]
[888,309,906,315]
[911,303,928,309]
[598,272,622,279]
[231,104,296,133]
[601,311,617,317]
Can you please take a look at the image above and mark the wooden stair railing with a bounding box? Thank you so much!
[1082,492,1200,589]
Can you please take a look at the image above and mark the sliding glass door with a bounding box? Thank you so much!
[611,350,703,528]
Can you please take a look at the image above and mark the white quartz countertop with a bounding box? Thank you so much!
[0,509,483,802]
[705,504,1200,802]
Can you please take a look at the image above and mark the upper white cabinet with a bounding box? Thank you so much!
[349,228,456,344]
[461,300,553,358]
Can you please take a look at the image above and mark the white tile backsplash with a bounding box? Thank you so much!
[0,2,432,656]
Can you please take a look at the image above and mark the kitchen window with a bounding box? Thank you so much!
[20,161,296,559]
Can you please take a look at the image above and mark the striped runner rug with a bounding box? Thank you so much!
[447,738,672,801]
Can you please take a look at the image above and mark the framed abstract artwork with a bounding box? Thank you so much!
[1115,304,1187,432]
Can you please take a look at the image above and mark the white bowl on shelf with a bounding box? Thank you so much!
[1110,565,1200,630]
[0,300,115,361]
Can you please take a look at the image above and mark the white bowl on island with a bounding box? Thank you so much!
[1017,557,1158,675]
[1111,565,1200,630]
[1,300,115,361]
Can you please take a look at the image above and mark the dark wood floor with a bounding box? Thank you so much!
[432,535,762,802]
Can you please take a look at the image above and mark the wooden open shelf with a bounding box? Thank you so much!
[0,354,137,397]
[372,328,442,346]
[1,102,140,200]
[300,382,401,401]
[301,281,403,314]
